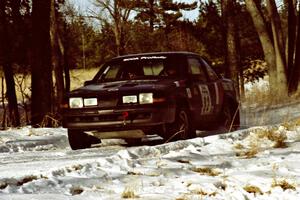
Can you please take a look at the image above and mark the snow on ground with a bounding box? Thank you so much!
[0,124,300,200]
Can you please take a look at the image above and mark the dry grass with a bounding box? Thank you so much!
[121,187,138,199]
[255,128,287,148]
[127,171,143,176]
[177,159,191,164]
[282,117,300,131]
[70,186,84,195]
[243,77,300,107]
[244,82,271,107]
[1,68,98,126]
[69,68,98,90]
[0,175,49,189]
[236,127,288,158]
[40,114,61,128]
[176,189,217,200]
[234,143,244,150]
[175,198,187,200]
[1,68,98,102]
[193,189,217,196]
[192,167,221,176]
[243,185,263,195]
[16,175,38,186]
[242,80,300,128]
[0,182,8,189]
[66,164,84,173]
[272,179,296,191]
[235,141,259,158]
[175,198,185,200]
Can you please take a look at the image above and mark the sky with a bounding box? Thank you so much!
[69,0,199,21]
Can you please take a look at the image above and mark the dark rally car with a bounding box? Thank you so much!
[62,52,240,149]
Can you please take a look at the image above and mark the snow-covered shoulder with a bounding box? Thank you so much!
[0,125,300,199]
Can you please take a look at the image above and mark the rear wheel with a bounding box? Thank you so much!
[68,129,100,150]
[164,107,196,142]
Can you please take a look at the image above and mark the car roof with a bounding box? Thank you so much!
[110,51,199,62]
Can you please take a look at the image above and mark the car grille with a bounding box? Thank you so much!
[98,98,118,108]
[69,114,123,122]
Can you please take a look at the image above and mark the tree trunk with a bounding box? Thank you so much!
[31,0,55,127]
[113,18,126,55]
[287,0,298,93]
[0,0,20,127]
[1,77,7,129]
[63,22,70,93]
[149,0,154,32]
[52,10,65,115]
[266,0,288,95]
[291,4,300,93]
[222,0,240,99]
[2,64,20,127]
[245,0,277,94]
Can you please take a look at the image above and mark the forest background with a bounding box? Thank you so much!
[0,0,300,129]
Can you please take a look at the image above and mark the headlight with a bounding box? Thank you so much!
[84,98,98,107]
[122,95,138,104]
[139,93,153,104]
[69,97,83,108]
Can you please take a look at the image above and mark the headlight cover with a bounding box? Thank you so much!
[122,95,138,104]
[69,97,83,108]
[84,98,98,107]
[139,93,153,104]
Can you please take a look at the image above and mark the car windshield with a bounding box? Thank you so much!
[94,55,184,82]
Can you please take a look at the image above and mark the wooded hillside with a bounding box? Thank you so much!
[0,0,300,128]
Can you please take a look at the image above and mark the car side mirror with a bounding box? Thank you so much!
[84,80,93,86]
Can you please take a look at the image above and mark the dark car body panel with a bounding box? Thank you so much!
[62,52,238,139]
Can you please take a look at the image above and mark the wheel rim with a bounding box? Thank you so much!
[178,110,189,139]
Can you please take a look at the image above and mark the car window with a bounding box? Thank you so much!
[104,65,120,79]
[143,61,164,76]
[187,58,207,82]
[95,55,185,82]
[201,58,219,82]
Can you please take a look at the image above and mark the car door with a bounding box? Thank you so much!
[186,56,215,124]
[199,58,225,118]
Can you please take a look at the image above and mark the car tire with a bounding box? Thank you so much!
[68,129,99,150]
[221,103,240,132]
[165,107,196,142]
[125,138,142,146]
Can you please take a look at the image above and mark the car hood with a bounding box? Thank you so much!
[69,79,179,97]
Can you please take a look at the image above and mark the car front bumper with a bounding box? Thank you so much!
[62,105,175,133]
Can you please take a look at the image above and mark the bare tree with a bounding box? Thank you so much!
[245,0,288,97]
[266,0,288,94]
[31,0,55,127]
[287,0,300,93]
[93,0,134,55]
[0,0,20,127]
[1,77,7,129]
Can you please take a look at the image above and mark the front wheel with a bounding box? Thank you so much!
[68,129,100,150]
[164,108,196,142]
[125,138,142,146]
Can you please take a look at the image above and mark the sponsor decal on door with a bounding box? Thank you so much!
[198,85,212,114]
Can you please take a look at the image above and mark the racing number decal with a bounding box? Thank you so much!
[198,85,212,115]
